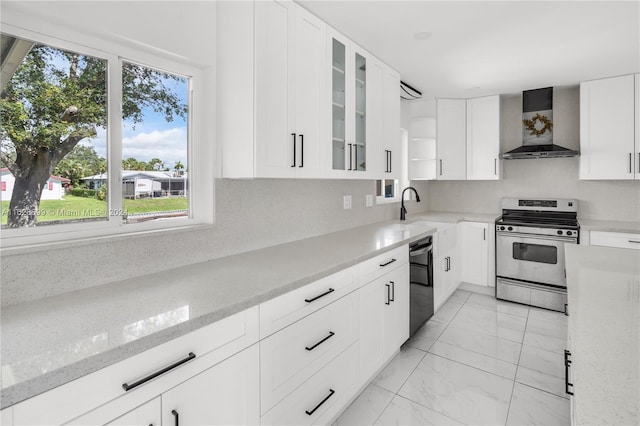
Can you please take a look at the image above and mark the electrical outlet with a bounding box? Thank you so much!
[366,194,373,207]
[343,195,352,209]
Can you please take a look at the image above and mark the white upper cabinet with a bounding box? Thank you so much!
[580,74,638,180]
[436,99,467,180]
[220,1,326,179]
[382,66,401,179]
[466,95,501,180]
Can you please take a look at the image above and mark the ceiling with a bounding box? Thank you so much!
[300,1,640,99]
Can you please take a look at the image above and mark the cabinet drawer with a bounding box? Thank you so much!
[260,293,357,415]
[14,307,259,426]
[260,267,356,338]
[590,231,640,250]
[358,245,408,285]
[260,343,357,426]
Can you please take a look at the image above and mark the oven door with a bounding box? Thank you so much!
[496,232,574,287]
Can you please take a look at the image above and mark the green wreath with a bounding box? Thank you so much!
[523,113,553,137]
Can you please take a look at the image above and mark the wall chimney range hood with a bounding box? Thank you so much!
[501,87,579,159]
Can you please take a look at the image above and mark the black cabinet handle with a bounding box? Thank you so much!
[564,303,569,316]
[122,352,196,391]
[379,258,397,267]
[291,133,297,167]
[305,331,335,351]
[564,350,574,396]
[354,144,358,171]
[389,150,392,173]
[385,283,391,305]
[439,159,443,176]
[494,158,497,175]
[348,144,353,170]
[171,409,179,426]
[389,281,395,302]
[483,228,486,241]
[630,153,633,173]
[305,389,335,416]
[299,134,304,168]
[304,288,335,303]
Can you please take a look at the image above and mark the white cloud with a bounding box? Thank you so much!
[122,127,188,168]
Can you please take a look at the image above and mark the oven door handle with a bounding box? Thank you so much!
[497,231,577,243]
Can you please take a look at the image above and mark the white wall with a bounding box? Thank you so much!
[425,87,640,221]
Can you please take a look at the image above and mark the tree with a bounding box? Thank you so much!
[0,42,186,227]
[148,157,164,171]
[54,144,106,186]
[174,161,184,172]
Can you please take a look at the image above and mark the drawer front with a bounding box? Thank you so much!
[260,292,357,415]
[14,307,259,426]
[590,231,640,250]
[260,267,356,338]
[260,343,357,426]
[358,245,408,285]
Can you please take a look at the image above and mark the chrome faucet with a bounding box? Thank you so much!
[400,187,421,221]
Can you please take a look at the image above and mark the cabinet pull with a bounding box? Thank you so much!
[385,283,391,305]
[564,303,569,316]
[348,144,353,170]
[291,133,297,168]
[379,258,397,267]
[122,352,196,391]
[564,350,574,396]
[389,280,395,302]
[439,159,443,176]
[171,409,179,426]
[384,150,390,173]
[494,158,497,175]
[637,152,639,174]
[483,228,486,240]
[629,240,640,244]
[354,144,358,171]
[630,153,633,173]
[445,257,450,272]
[299,134,304,168]
[305,331,335,351]
[304,288,335,303]
[305,389,335,416]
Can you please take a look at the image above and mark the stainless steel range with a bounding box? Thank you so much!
[495,198,579,312]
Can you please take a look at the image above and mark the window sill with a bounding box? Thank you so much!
[0,222,214,256]
[376,196,401,205]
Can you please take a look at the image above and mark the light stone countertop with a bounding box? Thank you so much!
[413,211,501,224]
[565,245,640,426]
[2,213,490,409]
[578,218,640,234]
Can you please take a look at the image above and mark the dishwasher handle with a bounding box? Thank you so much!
[410,244,432,256]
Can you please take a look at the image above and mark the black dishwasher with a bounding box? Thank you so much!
[409,236,434,337]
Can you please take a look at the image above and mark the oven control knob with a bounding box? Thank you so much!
[500,226,505,231]
[567,231,573,236]
[507,226,513,231]
[557,230,563,235]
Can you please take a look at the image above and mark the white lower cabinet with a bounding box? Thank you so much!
[433,224,459,310]
[162,345,260,426]
[357,261,409,386]
[459,221,489,286]
[589,230,640,250]
[105,397,160,426]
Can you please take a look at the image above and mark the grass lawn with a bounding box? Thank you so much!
[1,195,188,225]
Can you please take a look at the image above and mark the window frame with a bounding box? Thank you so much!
[0,24,213,249]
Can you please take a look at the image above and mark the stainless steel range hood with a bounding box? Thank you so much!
[501,87,579,159]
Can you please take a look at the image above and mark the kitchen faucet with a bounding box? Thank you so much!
[400,187,421,221]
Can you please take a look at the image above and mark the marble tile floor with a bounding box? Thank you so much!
[335,289,571,426]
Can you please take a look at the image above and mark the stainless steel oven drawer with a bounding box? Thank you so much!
[496,278,567,312]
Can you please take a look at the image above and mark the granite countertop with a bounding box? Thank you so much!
[565,245,640,425]
[1,212,492,409]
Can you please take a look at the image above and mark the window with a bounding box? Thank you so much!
[0,30,207,246]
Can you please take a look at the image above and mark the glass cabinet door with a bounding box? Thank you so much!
[331,38,346,171]
[354,52,366,171]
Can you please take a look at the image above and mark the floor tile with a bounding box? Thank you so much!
[438,325,523,364]
[412,319,448,341]
[518,345,565,378]
[431,299,463,323]
[522,330,567,354]
[458,282,495,296]
[429,341,518,380]
[405,335,436,352]
[373,347,426,393]
[515,366,569,400]
[526,316,567,340]
[374,395,463,426]
[448,289,472,305]
[449,304,528,343]
[335,384,395,426]
[398,353,513,425]
[466,292,530,318]
[506,382,570,426]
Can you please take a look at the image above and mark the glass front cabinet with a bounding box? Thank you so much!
[329,30,370,177]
